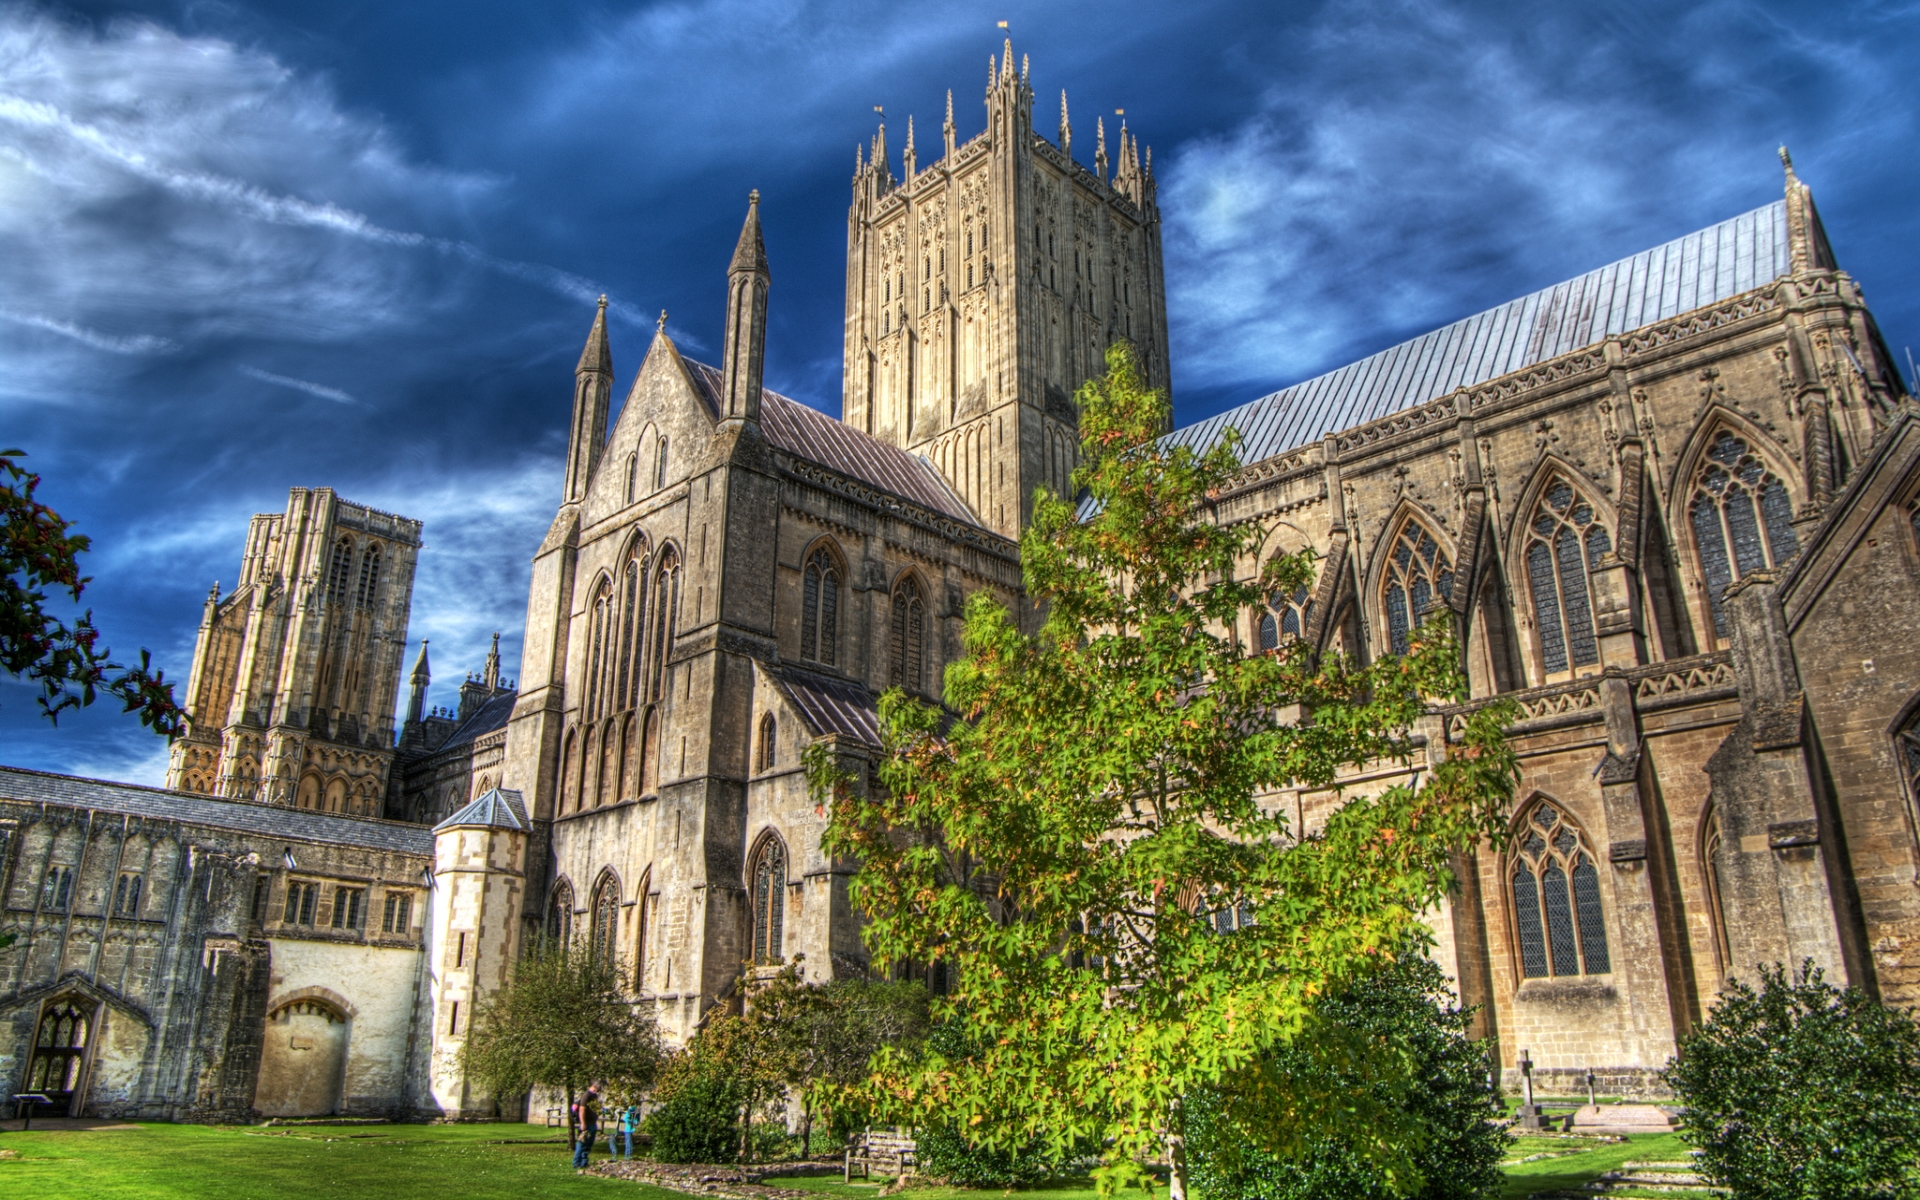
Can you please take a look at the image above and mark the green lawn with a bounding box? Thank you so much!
[0,1121,683,1200]
[0,1122,1700,1200]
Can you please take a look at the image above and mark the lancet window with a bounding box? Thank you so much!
[590,876,619,964]
[1899,704,1920,837]
[1525,481,1610,675]
[655,438,669,490]
[618,550,645,710]
[586,577,613,720]
[1380,521,1454,656]
[1509,800,1610,979]
[749,835,787,963]
[1688,432,1799,637]
[757,712,777,773]
[800,548,840,667]
[327,538,353,604]
[889,576,927,693]
[547,881,574,945]
[647,548,681,701]
[354,545,382,608]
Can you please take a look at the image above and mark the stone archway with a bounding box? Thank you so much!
[255,997,349,1116]
[26,995,98,1115]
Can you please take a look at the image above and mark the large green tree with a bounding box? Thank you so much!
[459,938,663,1141]
[809,344,1517,1198]
[2,449,183,735]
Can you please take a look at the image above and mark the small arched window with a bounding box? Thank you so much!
[617,551,645,711]
[647,549,681,702]
[590,875,619,964]
[800,548,840,667]
[1701,802,1732,981]
[757,712,777,773]
[749,835,787,963]
[1525,481,1611,675]
[1689,431,1799,637]
[655,437,669,490]
[327,538,353,605]
[355,544,382,608]
[625,453,637,504]
[1381,521,1454,656]
[547,881,574,945]
[1510,800,1610,979]
[586,578,613,720]
[1256,581,1312,653]
[889,576,927,692]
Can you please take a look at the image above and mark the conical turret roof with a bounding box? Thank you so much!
[576,295,612,375]
[729,191,769,278]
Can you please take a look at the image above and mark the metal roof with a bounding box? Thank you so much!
[769,664,883,747]
[0,765,435,855]
[439,690,515,750]
[1168,200,1793,466]
[435,786,529,833]
[682,358,978,525]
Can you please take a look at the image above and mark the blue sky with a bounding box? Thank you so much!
[4,0,1918,784]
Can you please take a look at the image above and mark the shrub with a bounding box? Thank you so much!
[1665,961,1920,1200]
[646,1072,742,1164]
[1185,953,1507,1200]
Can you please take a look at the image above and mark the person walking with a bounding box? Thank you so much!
[610,1101,637,1160]
[571,1084,601,1171]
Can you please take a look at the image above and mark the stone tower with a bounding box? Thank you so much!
[166,488,422,815]
[841,39,1169,538]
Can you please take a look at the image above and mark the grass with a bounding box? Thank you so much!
[0,1122,1704,1200]
[0,1120,686,1200]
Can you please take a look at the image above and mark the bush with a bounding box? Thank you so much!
[1665,961,1920,1200]
[1185,953,1507,1200]
[646,1072,742,1164]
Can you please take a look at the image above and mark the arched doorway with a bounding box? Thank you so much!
[255,998,350,1116]
[27,996,97,1115]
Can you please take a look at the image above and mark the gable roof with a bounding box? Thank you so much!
[439,690,515,751]
[1168,200,1794,467]
[767,663,883,747]
[680,358,979,525]
[435,786,530,833]
[0,765,434,855]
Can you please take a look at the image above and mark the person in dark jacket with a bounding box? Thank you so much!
[571,1084,601,1171]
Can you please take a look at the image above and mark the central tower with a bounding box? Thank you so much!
[841,40,1169,538]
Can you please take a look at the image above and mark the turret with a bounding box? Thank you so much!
[720,191,771,426]
[564,297,613,503]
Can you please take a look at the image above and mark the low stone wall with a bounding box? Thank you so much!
[589,1161,844,1198]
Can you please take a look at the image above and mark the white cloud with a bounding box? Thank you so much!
[0,306,173,353]
[239,365,358,405]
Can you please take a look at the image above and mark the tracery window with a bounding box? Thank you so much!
[1525,481,1611,675]
[1688,432,1799,637]
[1256,583,1312,653]
[27,999,92,1104]
[757,712,777,774]
[586,577,613,720]
[590,876,619,964]
[1381,521,1454,656]
[355,545,382,608]
[327,538,353,604]
[800,548,840,667]
[646,549,682,702]
[749,836,787,963]
[889,576,926,692]
[547,881,574,945]
[618,551,646,711]
[1509,800,1610,979]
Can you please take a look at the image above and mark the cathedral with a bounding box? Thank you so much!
[3,40,1918,1119]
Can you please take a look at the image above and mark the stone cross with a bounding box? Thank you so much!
[1518,1048,1535,1111]
[1586,1066,1597,1108]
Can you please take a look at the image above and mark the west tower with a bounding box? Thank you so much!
[841,40,1169,538]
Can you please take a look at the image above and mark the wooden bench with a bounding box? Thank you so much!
[845,1128,918,1182]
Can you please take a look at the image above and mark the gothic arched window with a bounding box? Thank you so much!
[655,437,669,490]
[648,549,681,702]
[625,453,637,504]
[889,576,926,692]
[586,578,612,720]
[1525,480,1611,675]
[590,875,619,964]
[328,538,353,605]
[1701,802,1732,981]
[749,835,787,963]
[1897,703,1920,863]
[618,549,646,710]
[547,881,574,946]
[355,544,382,608]
[757,712,777,774]
[1380,521,1454,656]
[1688,431,1799,637]
[800,548,840,667]
[1509,800,1610,979]
[1256,580,1312,653]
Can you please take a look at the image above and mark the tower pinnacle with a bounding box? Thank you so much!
[720,191,771,425]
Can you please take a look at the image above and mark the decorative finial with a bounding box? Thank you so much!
[597,293,607,309]
[657,310,668,332]
[1778,145,1797,180]
[749,188,760,206]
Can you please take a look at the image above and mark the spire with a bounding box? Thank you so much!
[1059,89,1071,158]
[903,114,916,178]
[720,190,771,426]
[988,53,995,95]
[1002,38,1014,85]
[1095,116,1108,184]
[405,639,430,726]
[944,88,956,157]
[483,632,501,690]
[576,294,611,375]
[872,121,890,187]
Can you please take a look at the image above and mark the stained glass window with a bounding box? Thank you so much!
[1510,801,1611,978]
[801,549,840,667]
[890,577,927,692]
[590,877,619,964]
[547,881,573,945]
[1690,432,1800,637]
[1254,575,1312,653]
[750,837,787,963]
[1525,480,1610,675]
[1381,522,1453,655]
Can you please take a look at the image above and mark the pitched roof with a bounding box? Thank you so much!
[0,765,435,855]
[440,690,516,750]
[435,787,530,833]
[681,358,978,525]
[1168,200,1794,466]
[768,664,883,747]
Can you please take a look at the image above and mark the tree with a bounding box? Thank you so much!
[1664,961,1920,1200]
[459,938,663,1143]
[1,450,183,735]
[1184,951,1508,1200]
[788,970,930,1156]
[808,343,1518,1198]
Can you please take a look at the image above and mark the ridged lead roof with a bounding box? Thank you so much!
[435,787,529,833]
[769,664,883,747]
[1168,200,1792,465]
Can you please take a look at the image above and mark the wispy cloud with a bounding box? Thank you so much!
[238,365,359,405]
[0,307,173,353]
